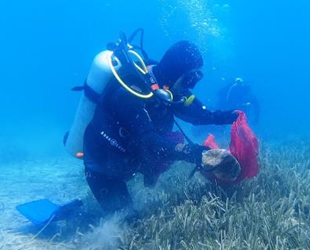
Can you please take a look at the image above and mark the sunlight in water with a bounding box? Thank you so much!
[159,0,231,55]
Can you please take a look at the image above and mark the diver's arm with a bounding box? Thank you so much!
[174,94,238,125]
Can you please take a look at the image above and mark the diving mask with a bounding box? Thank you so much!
[181,69,204,89]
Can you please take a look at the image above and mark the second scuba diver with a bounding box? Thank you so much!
[217,77,260,125]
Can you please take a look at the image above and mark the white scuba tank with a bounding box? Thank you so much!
[65,50,121,158]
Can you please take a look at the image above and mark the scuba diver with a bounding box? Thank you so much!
[217,77,260,125]
[65,30,240,217]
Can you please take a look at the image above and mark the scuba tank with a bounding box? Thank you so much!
[65,29,155,158]
[65,50,121,158]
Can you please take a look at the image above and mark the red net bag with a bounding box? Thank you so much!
[203,111,259,184]
[203,134,220,149]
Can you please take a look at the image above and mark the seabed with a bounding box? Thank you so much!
[1,139,310,250]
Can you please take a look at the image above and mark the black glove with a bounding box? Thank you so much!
[181,143,210,164]
[232,110,242,120]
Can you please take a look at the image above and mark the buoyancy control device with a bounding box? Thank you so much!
[65,29,176,158]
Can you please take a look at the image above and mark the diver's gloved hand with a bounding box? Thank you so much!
[219,110,241,124]
[232,110,243,120]
[176,143,210,164]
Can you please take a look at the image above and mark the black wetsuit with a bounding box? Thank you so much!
[84,74,237,213]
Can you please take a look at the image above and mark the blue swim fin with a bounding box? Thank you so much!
[16,199,83,225]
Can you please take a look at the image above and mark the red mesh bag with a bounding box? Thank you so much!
[203,111,259,184]
[203,134,220,149]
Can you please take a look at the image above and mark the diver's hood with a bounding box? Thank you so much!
[153,41,203,87]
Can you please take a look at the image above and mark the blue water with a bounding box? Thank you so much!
[0,0,309,162]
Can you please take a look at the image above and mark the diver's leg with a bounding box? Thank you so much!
[85,168,132,214]
[83,125,133,213]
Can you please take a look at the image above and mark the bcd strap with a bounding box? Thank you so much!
[71,82,101,104]
[84,83,101,104]
[71,86,84,91]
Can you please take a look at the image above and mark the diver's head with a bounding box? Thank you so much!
[234,77,244,85]
[153,41,204,91]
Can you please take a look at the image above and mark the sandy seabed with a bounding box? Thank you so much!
[0,156,89,249]
[1,139,310,250]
